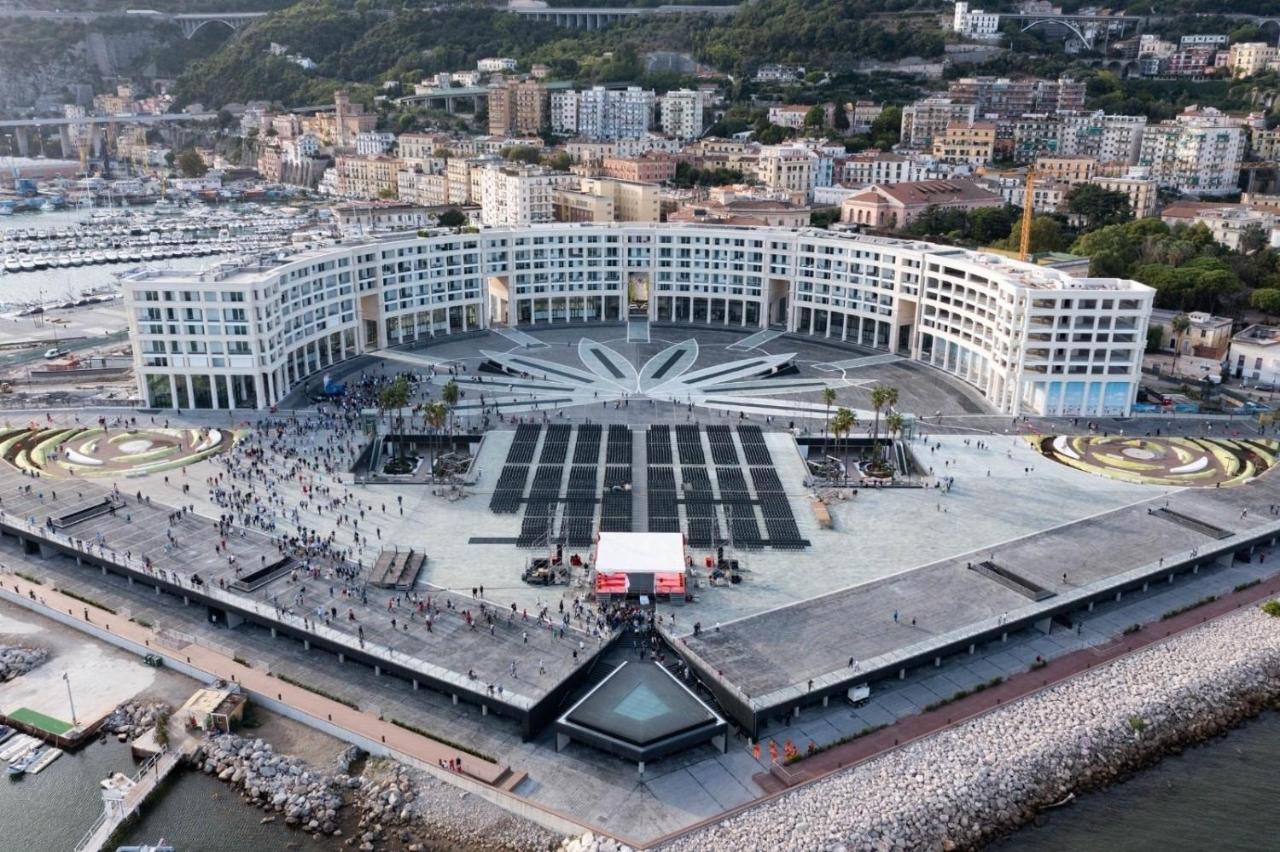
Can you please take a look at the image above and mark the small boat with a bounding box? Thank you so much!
[9,745,43,776]
[0,725,15,745]
[26,746,62,774]
[115,840,174,852]
[0,734,36,761]
[101,771,137,792]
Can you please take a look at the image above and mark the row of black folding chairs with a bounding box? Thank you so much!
[489,464,529,514]
[675,423,705,465]
[566,465,598,499]
[573,424,602,464]
[517,500,557,547]
[646,425,673,464]
[529,465,563,500]
[606,425,632,465]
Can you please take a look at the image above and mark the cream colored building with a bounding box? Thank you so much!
[332,155,400,200]
[1227,42,1278,77]
[756,145,817,196]
[931,121,996,166]
[1033,154,1097,184]
[1094,171,1158,219]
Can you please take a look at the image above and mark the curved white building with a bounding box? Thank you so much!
[122,224,1153,416]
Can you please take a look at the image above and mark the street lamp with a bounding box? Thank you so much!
[62,671,78,726]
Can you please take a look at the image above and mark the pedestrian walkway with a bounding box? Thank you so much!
[812,352,902,372]
[727,328,784,352]
[627,318,650,344]
[493,327,549,349]
[369,349,452,369]
[753,569,1280,792]
[0,575,521,790]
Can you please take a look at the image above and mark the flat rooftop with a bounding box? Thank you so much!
[677,445,1280,709]
[0,465,595,712]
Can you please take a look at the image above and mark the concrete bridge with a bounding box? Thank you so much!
[121,8,268,38]
[0,113,217,158]
[509,2,738,30]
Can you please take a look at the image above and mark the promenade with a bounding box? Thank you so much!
[0,573,522,789]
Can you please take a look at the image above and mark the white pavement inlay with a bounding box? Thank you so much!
[728,327,785,352]
[813,352,903,372]
[492,326,548,348]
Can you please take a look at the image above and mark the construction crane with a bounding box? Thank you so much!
[1019,169,1035,262]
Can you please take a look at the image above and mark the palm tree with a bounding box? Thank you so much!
[1170,313,1191,371]
[868,384,898,463]
[821,387,837,454]
[423,400,447,477]
[885,411,905,476]
[830,407,856,477]
[377,376,411,459]
[441,379,460,435]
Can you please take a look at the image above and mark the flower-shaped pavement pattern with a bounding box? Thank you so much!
[430,338,863,419]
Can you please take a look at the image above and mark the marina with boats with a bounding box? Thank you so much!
[1,203,324,275]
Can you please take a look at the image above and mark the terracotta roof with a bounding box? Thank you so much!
[1161,201,1238,219]
[852,180,1001,206]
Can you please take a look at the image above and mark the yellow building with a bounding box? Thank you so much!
[1033,154,1097,184]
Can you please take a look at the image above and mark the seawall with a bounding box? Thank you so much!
[662,603,1280,852]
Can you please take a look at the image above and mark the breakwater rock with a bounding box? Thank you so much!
[104,700,169,742]
[347,759,560,852]
[196,733,346,836]
[0,644,47,682]
[664,605,1280,852]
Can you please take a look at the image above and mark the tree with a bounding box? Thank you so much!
[436,208,467,229]
[376,187,396,199]
[804,105,827,129]
[502,145,542,165]
[868,384,898,466]
[869,105,901,148]
[396,112,416,132]
[441,379,460,434]
[378,376,411,458]
[829,407,856,473]
[1146,325,1165,353]
[423,399,447,474]
[833,102,850,132]
[822,387,836,453]
[176,148,207,178]
[1065,183,1132,230]
[885,411,905,462]
[1170,313,1191,366]
[1239,222,1269,255]
[1251,287,1280,320]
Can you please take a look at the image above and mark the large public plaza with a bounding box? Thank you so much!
[6,319,1280,844]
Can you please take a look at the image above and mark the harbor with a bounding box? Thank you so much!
[0,203,323,276]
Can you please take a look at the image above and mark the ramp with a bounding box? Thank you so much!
[492,326,548,348]
[627,318,650,343]
[812,352,903,372]
[728,328,785,352]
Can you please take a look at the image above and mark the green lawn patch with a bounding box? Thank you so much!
[9,706,73,735]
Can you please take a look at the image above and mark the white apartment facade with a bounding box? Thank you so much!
[660,89,705,141]
[477,165,578,226]
[575,87,656,140]
[1138,112,1244,195]
[122,225,1153,417]
[952,2,1001,38]
[354,132,396,156]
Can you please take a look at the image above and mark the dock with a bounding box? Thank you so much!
[73,746,187,852]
